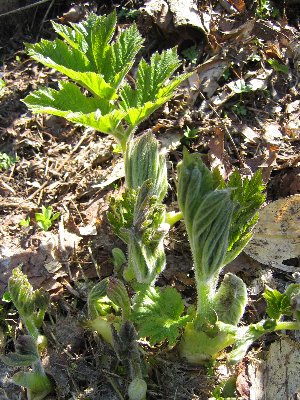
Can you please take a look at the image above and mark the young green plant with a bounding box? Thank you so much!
[1,267,52,400]
[35,205,60,231]
[176,150,300,364]
[23,11,189,152]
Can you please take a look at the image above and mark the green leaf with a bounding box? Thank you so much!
[263,287,292,320]
[35,206,60,231]
[267,59,289,74]
[12,371,52,394]
[224,169,265,265]
[67,109,127,139]
[107,277,131,321]
[25,37,92,75]
[24,81,111,115]
[101,23,144,87]
[107,187,137,243]
[91,11,117,73]
[120,48,189,112]
[0,152,18,170]
[136,48,181,104]
[133,286,190,345]
[24,12,187,149]
[8,268,49,335]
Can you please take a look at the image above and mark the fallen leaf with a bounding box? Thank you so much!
[196,57,230,97]
[208,127,231,178]
[92,160,124,190]
[248,338,300,400]
[244,194,300,272]
[240,125,259,144]
[263,122,283,144]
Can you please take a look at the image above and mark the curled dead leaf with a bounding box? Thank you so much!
[244,195,300,272]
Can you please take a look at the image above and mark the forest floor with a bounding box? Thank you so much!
[0,0,299,399]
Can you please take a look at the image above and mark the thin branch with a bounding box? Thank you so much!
[0,0,51,18]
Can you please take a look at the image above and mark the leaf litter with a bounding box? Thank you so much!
[0,0,300,399]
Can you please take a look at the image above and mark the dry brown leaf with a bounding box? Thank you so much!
[208,127,231,178]
[244,194,300,272]
[248,338,300,400]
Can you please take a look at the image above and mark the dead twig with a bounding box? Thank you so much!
[0,0,51,18]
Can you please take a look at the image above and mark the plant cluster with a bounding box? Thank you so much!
[0,152,18,171]
[2,11,300,400]
[23,11,189,152]
[1,268,52,400]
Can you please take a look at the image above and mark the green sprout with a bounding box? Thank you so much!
[232,102,247,116]
[20,216,31,228]
[35,206,60,231]
[267,59,289,74]
[0,78,5,98]
[182,45,199,65]
[228,79,253,94]
[117,7,140,20]
[256,0,279,19]
[0,152,18,170]
[183,126,199,139]
[1,268,52,399]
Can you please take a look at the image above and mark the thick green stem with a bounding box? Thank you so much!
[165,211,183,226]
[196,280,214,322]
[194,272,219,326]
[275,321,300,331]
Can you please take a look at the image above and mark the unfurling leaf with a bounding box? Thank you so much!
[224,169,266,265]
[107,188,136,243]
[177,150,234,280]
[125,180,168,284]
[12,371,52,394]
[213,273,247,325]
[112,247,127,271]
[132,286,190,345]
[285,284,300,322]
[229,322,266,364]
[8,268,49,337]
[263,287,291,320]
[107,277,131,321]
[87,278,117,319]
[125,131,167,202]
[128,378,147,400]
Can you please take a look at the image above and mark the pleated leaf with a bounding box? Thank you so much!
[125,131,167,201]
